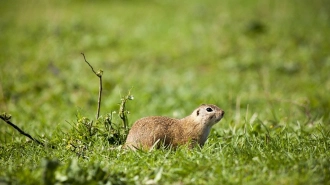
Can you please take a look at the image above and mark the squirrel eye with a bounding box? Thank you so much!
[206,107,213,112]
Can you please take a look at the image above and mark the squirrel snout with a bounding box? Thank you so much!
[221,110,225,117]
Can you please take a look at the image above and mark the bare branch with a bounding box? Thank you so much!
[98,74,103,119]
[0,113,44,146]
[81,53,98,75]
[81,53,103,119]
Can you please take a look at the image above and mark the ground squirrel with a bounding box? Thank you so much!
[124,104,224,150]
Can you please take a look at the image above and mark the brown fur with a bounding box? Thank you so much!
[124,104,224,150]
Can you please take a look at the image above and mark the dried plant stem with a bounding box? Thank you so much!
[119,98,128,131]
[98,76,102,119]
[81,53,103,119]
[119,92,133,132]
[0,114,44,146]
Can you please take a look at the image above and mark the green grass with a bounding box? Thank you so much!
[1,0,330,184]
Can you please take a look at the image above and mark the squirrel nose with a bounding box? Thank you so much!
[221,111,225,117]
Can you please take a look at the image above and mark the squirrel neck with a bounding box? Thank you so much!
[179,116,210,145]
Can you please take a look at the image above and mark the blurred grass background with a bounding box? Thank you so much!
[1,0,330,142]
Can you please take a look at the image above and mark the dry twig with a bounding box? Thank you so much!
[119,91,133,131]
[0,113,44,146]
[81,53,103,119]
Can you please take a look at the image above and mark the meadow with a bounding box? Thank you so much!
[0,0,330,184]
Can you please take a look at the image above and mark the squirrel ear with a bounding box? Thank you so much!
[196,109,200,116]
